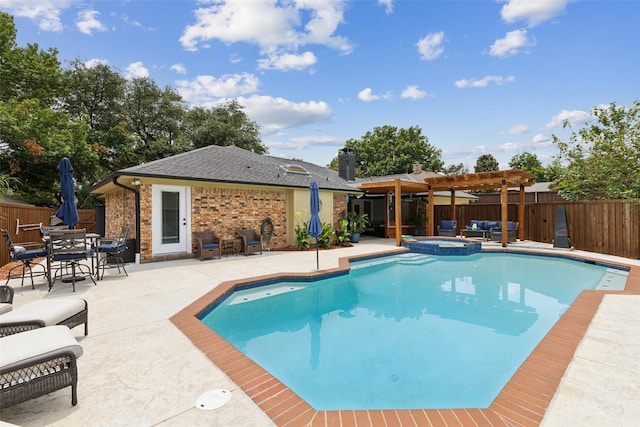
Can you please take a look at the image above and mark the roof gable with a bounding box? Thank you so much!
[115,145,359,192]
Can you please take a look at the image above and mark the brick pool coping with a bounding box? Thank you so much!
[171,248,640,427]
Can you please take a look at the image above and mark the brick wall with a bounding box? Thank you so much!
[107,184,345,262]
[191,187,287,252]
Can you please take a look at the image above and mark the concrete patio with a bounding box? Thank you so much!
[1,237,638,426]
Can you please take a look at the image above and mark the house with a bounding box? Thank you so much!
[90,145,361,263]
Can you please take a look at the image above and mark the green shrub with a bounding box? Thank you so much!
[317,222,334,249]
[295,222,312,250]
[334,219,351,246]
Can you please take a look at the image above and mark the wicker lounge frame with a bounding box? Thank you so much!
[193,230,221,260]
[0,299,88,338]
[236,228,263,255]
[0,326,82,409]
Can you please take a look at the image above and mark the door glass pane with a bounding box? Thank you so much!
[162,191,180,244]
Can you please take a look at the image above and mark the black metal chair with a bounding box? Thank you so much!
[48,229,96,292]
[1,229,48,289]
[96,225,130,279]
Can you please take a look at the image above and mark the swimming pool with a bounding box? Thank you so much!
[199,252,628,410]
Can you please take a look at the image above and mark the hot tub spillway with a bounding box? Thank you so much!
[407,239,481,256]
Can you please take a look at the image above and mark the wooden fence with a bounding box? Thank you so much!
[435,200,640,260]
[0,203,97,266]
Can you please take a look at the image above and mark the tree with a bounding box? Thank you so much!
[474,154,499,173]
[442,163,469,175]
[181,100,265,153]
[509,152,542,172]
[338,125,443,177]
[0,13,63,105]
[552,101,640,200]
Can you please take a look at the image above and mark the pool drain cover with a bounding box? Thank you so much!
[195,389,231,410]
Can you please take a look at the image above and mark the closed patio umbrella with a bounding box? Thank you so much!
[55,157,79,228]
[307,181,322,269]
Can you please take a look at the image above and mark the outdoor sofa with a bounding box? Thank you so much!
[0,325,83,408]
[436,220,457,237]
[463,220,519,242]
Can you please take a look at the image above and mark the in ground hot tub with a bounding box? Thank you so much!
[406,238,481,255]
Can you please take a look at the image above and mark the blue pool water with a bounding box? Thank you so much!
[199,252,628,410]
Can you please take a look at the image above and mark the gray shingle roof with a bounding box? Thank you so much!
[117,145,360,192]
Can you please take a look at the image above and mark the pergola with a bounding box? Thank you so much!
[358,169,537,247]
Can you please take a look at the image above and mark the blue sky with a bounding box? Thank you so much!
[2,0,639,170]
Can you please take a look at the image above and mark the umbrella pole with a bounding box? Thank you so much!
[316,238,319,269]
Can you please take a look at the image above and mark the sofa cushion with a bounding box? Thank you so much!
[0,303,12,315]
[0,325,82,371]
[440,220,456,230]
[485,221,500,230]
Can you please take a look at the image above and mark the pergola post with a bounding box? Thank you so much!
[501,179,508,247]
[449,190,456,226]
[395,178,402,246]
[428,187,435,236]
[519,184,526,241]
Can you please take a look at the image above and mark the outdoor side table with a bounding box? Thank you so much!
[222,238,240,257]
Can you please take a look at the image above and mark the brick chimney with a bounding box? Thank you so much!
[412,163,423,174]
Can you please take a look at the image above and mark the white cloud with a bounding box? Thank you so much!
[179,0,353,69]
[175,73,261,104]
[378,0,393,14]
[455,75,515,88]
[268,135,344,152]
[545,109,592,128]
[532,134,552,145]
[490,29,534,57]
[236,95,333,135]
[501,124,530,135]
[170,63,187,74]
[500,0,571,27]
[358,88,392,102]
[401,85,427,100]
[125,62,149,80]
[76,10,108,35]
[416,31,445,61]
[85,58,108,68]
[257,51,317,71]
[0,0,75,31]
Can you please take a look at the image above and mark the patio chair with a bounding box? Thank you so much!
[1,228,48,290]
[48,229,96,292]
[0,325,83,408]
[96,225,130,279]
[0,285,14,315]
[490,221,519,243]
[0,298,88,337]
[436,220,457,237]
[236,228,263,255]
[193,230,221,261]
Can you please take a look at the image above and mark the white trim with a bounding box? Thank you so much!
[152,185,191,256]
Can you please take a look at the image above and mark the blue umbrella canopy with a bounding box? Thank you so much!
[307,181,322,269]
[307,182,322,238]
[55,157,79,227]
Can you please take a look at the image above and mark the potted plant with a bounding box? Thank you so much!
[347,212,369,243]
[412,212,427,236]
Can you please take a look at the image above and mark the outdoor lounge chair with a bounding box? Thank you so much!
[0,298,88,337]
[0,325,83,408]
[490,221,519,243]
[436,220,457,237]
[1,228,48,289]
[97,225,130,279]
[0,285,14,315]
[236,228,263,255]
[193,230,221,260]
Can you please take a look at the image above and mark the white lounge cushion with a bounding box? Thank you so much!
[0,303,11,315]
[0,299,86,326]
[0,325,83,371]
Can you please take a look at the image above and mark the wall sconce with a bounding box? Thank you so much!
[132,178,141,186]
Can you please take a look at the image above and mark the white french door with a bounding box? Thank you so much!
[152,185,190,255]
